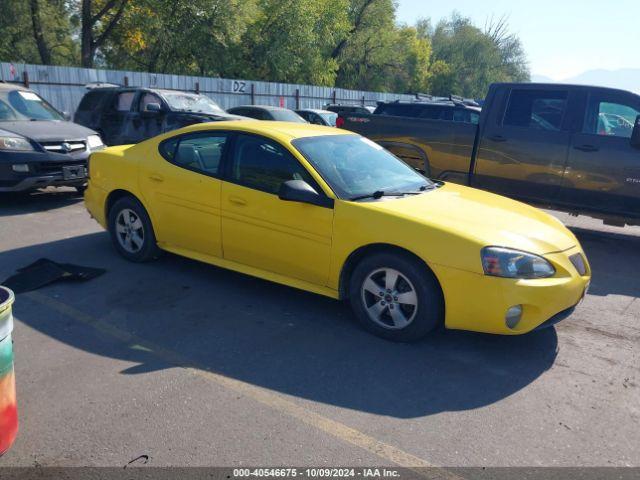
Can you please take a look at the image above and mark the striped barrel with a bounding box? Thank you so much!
[0,287,17,456]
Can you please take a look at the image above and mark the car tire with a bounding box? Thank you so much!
[108,196,160,262]
[349,251,443,342]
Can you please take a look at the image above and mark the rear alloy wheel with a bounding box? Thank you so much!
[108,196,160,262]
[349,252,443,342]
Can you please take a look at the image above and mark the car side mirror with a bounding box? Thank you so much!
[631,115,640,149]
[62,111,71,121]
[145,103,161,113]
[278,180,334,209]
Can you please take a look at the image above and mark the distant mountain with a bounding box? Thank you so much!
[530,74,555,83]
[531,69,640,93]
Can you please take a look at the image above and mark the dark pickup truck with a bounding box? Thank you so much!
[339,83,640,226]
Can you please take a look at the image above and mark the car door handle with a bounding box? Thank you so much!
[149,173,164,182]
[488,135,507,143]
[229,195,247,206]
[574,144,599,152]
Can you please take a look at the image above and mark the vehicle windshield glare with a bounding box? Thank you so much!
[270,109,307,123]
[163,93,226,115]
[320,112,338,126]
[292,134,434,199]
[0,90,64,121]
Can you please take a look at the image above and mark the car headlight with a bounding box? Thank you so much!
[481,247,555,279]
[87,134,104,151]
[0,136,34,151]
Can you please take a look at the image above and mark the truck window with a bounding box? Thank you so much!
[420,106,452,121]
[453,109,480,124]
[503,89,568,131]
[376,103,421,117]
[584,96,640,139]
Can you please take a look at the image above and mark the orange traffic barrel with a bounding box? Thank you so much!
[0,286,17,456]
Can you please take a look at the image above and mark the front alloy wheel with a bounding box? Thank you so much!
[361,268,418,330]
[349,252,443,342]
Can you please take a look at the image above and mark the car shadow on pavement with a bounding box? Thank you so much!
[0,189,84,218]
[570,227,640,299]
[5,232,559,419]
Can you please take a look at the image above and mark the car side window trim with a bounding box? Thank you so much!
[221,131,328,198]
[157,130,232,180]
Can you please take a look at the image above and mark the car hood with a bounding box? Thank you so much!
[0,121,96,142]
[366,182,577,255]
[172,112,250,121]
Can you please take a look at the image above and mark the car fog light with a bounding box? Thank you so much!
[12,164,29,173]
[505,305,523,329]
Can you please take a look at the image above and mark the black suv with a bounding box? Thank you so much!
[0,83,102,193]
[372,98,481,124]
[324,104,374,116]
[74,87,243,146]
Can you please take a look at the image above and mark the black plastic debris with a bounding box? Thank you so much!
[1,258,106,294]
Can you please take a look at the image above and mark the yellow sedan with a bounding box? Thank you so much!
[85,121,591,342]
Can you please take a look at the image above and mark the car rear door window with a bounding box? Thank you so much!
[583,95,640,139]
[503,89,568,131]
[229,134,318,194]
[77,91,104,111]
[160,133,228,176]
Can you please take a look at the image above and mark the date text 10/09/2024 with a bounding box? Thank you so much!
[233,469,401,478]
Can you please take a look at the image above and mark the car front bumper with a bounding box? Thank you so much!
[432,245,591,335]
[0,150,89,192]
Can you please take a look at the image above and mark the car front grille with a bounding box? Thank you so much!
[35,160,87,175]
[569,253,587,276]
[39,140,87,154]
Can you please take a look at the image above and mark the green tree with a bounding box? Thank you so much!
[102,0,256,75]
[227,0,350,85]
[427,13,529,98]
[0,0,76,66]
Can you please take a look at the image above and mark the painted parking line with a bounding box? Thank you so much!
[23,291,462,479]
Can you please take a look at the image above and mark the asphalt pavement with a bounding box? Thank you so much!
[0,188,638,469]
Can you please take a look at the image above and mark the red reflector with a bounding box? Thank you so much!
[336,116,345,128]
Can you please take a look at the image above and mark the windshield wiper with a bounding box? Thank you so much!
[349,185,433,201]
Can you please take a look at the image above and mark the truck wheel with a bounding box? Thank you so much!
[108,196,160,262]
[349,252,444,342]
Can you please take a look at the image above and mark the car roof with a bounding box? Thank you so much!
[156,120,353,142]
[382,100,479,111]
[0,82,30,92]
[296,109,335,114]
[229,105,293,111]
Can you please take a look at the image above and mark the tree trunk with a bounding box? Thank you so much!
[81,0,94,67]
[29,0,51,64]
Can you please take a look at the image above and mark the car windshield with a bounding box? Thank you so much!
[292,134,434,199]
[163,93,226,115]
[320,112,338,126]
[0,90,64,121]
[270,109,307,123]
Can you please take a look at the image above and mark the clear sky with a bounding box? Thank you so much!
[395,0,639,80]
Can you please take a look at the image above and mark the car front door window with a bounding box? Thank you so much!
[229,134,319,194]
[584,96,640,139]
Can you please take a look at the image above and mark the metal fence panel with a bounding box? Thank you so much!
[0,62,415,116]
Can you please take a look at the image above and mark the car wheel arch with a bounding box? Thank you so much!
[338,243,444,303]
[105,190,156,229]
